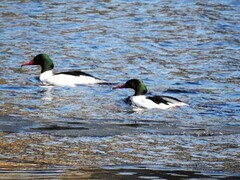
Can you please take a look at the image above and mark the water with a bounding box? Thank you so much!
[1,0,240,179]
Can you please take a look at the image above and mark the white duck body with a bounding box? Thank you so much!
[131,95,188,109]
[113,79,188,110]
[22,54,106,87]
[40,70,105,87]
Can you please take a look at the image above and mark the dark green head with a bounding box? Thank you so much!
[21,54,54,73]
[113,79,148,96]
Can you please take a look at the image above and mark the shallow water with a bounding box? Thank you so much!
[1,0,240,179]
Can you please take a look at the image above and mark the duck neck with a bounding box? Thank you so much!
[41,59,54,73]
[134,88,147,96]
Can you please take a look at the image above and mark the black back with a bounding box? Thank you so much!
[147,95,182,105]
[56,71,99,79]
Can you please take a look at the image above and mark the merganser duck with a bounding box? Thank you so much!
[113,79,188,109]
[21,54,106,86]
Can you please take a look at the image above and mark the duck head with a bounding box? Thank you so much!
[21,54,54,73]
[113,79,148,96]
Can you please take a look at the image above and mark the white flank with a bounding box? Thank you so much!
[39,70,105,87]
[131,95,188,109]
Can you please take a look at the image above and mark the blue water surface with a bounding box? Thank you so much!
[0,0,240,178]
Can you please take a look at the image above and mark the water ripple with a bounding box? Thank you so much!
[0,0,240,178]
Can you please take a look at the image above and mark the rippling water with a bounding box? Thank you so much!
[1,0,240,179]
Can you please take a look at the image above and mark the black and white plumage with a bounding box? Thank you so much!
[113,79,188,109]
[21,54,105,86]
